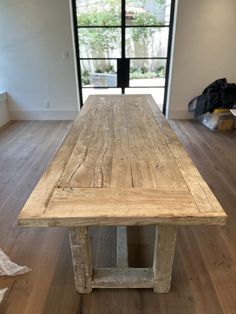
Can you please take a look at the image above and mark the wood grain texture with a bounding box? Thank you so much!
[18,95,227,227]
[153,226,177,293]
[116,227,128,267]
[0,120,235,312]
[148,96,226,214]
[92,268,153,288]
[17,97,95,222]
[42,187,224,226]
[69,227,92,294]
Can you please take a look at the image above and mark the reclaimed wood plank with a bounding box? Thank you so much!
[153,226,177,293]
[92,268,153,288]
[117,226,128,267]
[124,96,186,189]
[23,187,224,227]
[17,97,96,222]
[69,227,92,294]
[147,95,226,214]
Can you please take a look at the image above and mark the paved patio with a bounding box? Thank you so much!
[82,78,165,111]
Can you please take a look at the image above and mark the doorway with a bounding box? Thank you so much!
[72,0,175,113]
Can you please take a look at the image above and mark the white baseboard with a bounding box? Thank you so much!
[9,110,79,120]
[167,110,194,120]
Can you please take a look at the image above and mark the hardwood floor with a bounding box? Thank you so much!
[0,120,235,314]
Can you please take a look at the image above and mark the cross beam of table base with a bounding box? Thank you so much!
[68,225,177,294]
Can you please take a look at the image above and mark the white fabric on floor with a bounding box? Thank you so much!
[0,288,8,304]
[0,248,31,304]
[0,248,30,276]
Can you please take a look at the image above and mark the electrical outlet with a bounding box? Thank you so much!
[43,100,50,109]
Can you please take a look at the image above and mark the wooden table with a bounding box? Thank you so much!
[18,95,227,294]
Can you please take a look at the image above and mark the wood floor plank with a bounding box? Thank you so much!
[178,227,224,314]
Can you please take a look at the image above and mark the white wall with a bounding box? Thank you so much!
[167,0,236,119]
[0,0,79,120]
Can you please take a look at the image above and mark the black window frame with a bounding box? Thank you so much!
[71,0,176,114]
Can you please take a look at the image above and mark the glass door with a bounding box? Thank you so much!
[124,0,172,112]
[74,0,122,105]
[72,0,175,112]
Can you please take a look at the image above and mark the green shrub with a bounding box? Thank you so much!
[156,65,165,78]
[81,70,90,85]
[130,69,158,79]
[78,9,120,57]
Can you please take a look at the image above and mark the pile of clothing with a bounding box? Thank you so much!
[189,78,236,117]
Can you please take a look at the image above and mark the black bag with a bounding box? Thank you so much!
[188,78,236,117]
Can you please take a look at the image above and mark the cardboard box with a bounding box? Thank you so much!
[198,108,236,131]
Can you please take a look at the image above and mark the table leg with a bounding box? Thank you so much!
[68,227,92,294]
[153,225,177,293]
[116,226,128,267]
